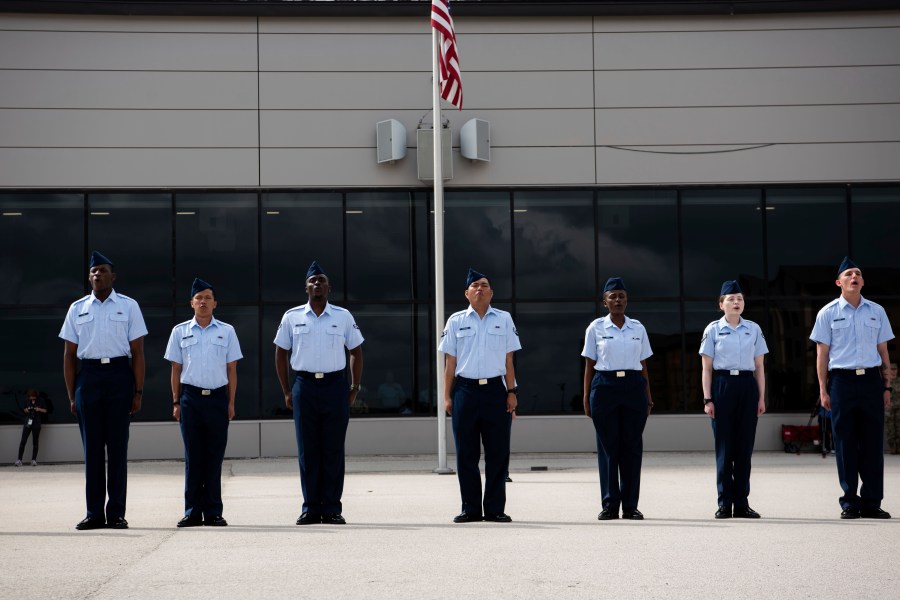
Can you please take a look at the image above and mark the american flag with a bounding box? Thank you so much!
[431,0,463,110]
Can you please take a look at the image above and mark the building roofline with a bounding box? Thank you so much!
[0,0,898,18]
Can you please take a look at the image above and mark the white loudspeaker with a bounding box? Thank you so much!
[416,127,453,180]
[460,118,490,162]
[376,119,407,163]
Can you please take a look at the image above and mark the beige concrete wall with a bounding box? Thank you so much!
[1,11,899,187]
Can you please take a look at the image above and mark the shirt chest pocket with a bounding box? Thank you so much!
[487,325,506,351]
[863,318,880,343]
[109,311,129,336]
[179,335,199,359]
[456,327,476,352]
[211,335,228,357]
[327,326,344,348]
[830,319,851,343]
[74,312,94,336]
[293,323,311,348]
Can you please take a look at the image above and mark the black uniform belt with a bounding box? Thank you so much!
[713,370,754,377]
[296,370,344,381]
[597,370,642,378]
[456,375,503,386]
[829,367,880,376]
[81,356,129,366]
[183,383,227,396]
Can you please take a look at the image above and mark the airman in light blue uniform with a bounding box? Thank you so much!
[60,251,147,531]
[582,277,653,521]
[165,278,242,527]
[810,257,894,519]
[274,261,364,525]
[699,280,768,519]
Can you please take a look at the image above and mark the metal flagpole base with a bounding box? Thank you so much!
[433,467,455,474]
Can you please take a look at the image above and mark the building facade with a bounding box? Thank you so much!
[1,1,898,458]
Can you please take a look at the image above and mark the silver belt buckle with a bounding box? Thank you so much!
[855,368,866,375]
[730,369,739,376]
[478,378,488,385]
[201,389,211,396]
[616,371,625,378]
[100,357,110,364]
[315,372,325,379]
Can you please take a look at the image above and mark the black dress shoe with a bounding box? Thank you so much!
[177,515,203,528]
[204,516,228,526]
[453,512,483,523]
[840,507,861,519]
[107,517,129,529]
[733,507,761,519]
[296,512,321,525]
[715,507,732,519]
[323,514,346,525]
[860,507,891,519]
[622,508,644,520]
[75,517,106,531]
[597,508,619,521]
[484,513,512,523]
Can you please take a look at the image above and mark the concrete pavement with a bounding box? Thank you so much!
[1,452,898,599]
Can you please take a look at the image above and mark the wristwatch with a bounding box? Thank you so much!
[350,383,361,392]
[507,387,518,395]
[703,398,713,405]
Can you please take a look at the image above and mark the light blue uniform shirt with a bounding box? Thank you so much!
[810,295,894,369]
[59,290,148,359]
[164,316,243,389]
[582,315,652,371]
[438,306,521,379]
[699,316,768,370]
[273,302,364,373]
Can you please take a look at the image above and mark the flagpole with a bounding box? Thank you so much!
[432,29,452,475]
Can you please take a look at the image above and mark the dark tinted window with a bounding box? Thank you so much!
[596,191,678,298]
[175,193,259,304]
[88,193,172,305]
[514,192,594,300]
[682,190,763,298]
[0,194,83,305]
[444,192,512,298]
[851,187,900,297]
[346,193,412,302]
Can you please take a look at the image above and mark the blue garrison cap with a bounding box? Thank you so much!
[306,261,326,280]
[720,280,742,296]
[837,256,859,276]
[88,251,113,269]
[466,268,488,287]
[190,277,214,298]
[603,277,626,293]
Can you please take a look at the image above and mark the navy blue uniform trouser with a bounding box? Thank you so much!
[292,373,350,516]
[589,371,648,512]
[451,377,511,517]
[180,385,229,519]
[18,424,41,461]
[829,370,885,510]
[710,374,759,509]
[75,360,133,520]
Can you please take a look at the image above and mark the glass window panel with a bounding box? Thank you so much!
[766,300,823,412]
[413,303,435,415]
[766,189,846,297]
[350,304,415,416]
[682,190,763,298]
[514,192,594,300]
[175,193,258,304]
[444,192,512,298]
[0,194,83,305]
[129,308,172,423]
[262,193,344,303]
[88,193,172,305]
[851,187,900,297]
[262,304,293,419]
[596,191,678,298]
[412,194,432,302]
[346,192,412,302]
[514,302,594,415]
[0,308,70,424]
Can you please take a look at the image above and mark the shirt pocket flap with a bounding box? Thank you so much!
[75,313,94,325]
[109,311,129,322]
[180,336,199,348]
[293,323,309,335]
[830,319,851,330]
[456,328,476,338]
[863,319,880,329]
[211,336,228,347]
[487,325,506,336]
